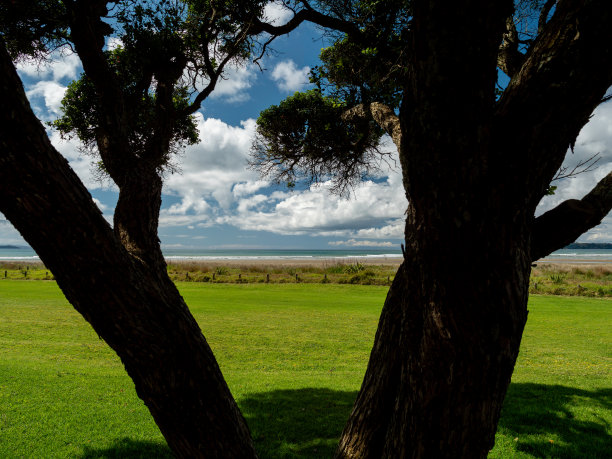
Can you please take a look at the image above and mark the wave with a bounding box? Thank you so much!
[165,253,402,261]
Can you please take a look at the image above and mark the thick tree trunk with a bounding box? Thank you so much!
[338,2,527,456]
[0,42,257,458]
[114,167,167,270]
[337,204,530,458]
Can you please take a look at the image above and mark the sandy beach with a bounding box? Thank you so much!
[165,256,405,269]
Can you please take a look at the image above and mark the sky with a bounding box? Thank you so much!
[2,2,612,251]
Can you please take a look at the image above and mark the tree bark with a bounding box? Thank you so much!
[0,41,257,458]
[337,205,531,458]
[113,167,167,270]
[337,1,612,457]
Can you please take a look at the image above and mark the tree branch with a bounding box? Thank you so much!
[538,0,557,34]
[248,8,361,41]
[497,16,525,78]
[342,102,402,150]
[66,0,133,182]
[494,0,612,208]
[531,170,612,260]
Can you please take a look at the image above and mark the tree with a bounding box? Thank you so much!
[251,0,612,457]
[0,1,302,456]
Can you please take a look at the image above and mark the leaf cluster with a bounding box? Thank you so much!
[51,46,200,172]
[252,0,410,192]
[251,89,385,194]
[311,0,410,108]
[5,0,275,178]
[0,0,69,59]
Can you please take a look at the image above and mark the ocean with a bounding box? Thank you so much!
[1,246,612,262]
[0,246,402,262]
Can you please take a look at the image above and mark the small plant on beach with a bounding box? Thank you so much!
[344,263,365,274]
[549,274,566,284]
[215,266,229,276]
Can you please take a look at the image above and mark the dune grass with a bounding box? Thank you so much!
[0,281,610,458]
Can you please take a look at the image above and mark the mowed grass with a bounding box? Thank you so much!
[0,282,610,458]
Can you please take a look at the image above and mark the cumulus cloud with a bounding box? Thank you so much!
[17,51,81,81]
[0,213,27,246]
[48,131,112,191]
[263,1,294,24]
[160,115,260,226]
[271,60,311,92]
[106,37,123,51]
[158,113,407,239]
[218,170,407,237]
[26,81,67,115]
[209,63,258,103]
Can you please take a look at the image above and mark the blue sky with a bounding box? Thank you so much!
[1,2,612,250]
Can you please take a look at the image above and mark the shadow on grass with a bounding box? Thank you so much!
[75,384,609,458]
[78,438,173,458]
[240,388,358,458]
[498,383,611,458]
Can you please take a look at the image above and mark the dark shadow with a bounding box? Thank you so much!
[75,384,609,458]
[240,388,358,458]
[497,383,611,458]
[78,438,173,458]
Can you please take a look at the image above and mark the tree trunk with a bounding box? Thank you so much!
[0,42,257,459]
[337,201,530,458]
[114,166,167,271]
[337,2,530,455]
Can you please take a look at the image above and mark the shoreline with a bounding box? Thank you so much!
[3,256,612,267]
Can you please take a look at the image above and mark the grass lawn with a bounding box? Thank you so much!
[0,281,610,458]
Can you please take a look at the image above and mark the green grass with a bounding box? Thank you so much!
[0,282,610,458]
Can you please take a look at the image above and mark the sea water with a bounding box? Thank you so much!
[1,246,611,262]
[0,246,402,261]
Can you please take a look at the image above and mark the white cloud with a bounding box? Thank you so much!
[329,239,395,247]
[218,168,407,237]
[161,116,260,226]
[17,51,81,81]
[233,180,270,199]
[271,60,311,92]
[536,99,612,241]
[159,113,407,239]
[106,37,123,51]
[92,198,109,213]
[48,131,113,191]
[0,213,27,246]
[26,81,67,115]
[263,1,294,24]
[210,63,258,103]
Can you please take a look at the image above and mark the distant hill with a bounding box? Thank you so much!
[0,245,20,249]
[565,243,612,249]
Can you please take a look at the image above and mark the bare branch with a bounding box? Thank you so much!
[248,8,361,42]
[552,153,600,181]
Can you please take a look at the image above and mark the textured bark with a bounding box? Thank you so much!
[336,263,410,456]
[113,168,166,270]
[497,16,524,77]
[495,0,612,206]
[338,1,612,457]
[0,42,257,458]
